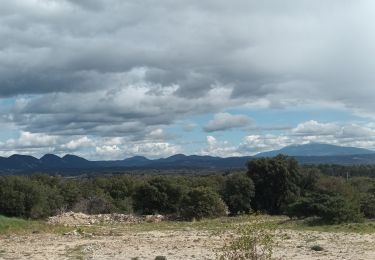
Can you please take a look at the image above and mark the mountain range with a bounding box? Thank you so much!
[1,143,375,173]
[255,143,375,157]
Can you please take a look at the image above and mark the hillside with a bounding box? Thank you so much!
[1,143,375,173]
[255,143,375,157]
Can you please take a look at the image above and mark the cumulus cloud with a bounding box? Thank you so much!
[238,121,375,155]
[204,113,252,132]
[1,1,375,158]
[292,120,340,136]
[239,135,293,154]
[95,141,181,160]
[5,131,57,148]
[201,136,241,157]
[199,120,375,157]
[61,136,94,150]
[0,130,181,159]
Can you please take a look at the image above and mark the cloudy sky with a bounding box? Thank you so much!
[1,0,375,159]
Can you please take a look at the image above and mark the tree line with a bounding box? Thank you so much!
[313,164,375,178]
[0,155,374,223]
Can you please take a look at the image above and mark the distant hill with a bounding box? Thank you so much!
[255,143,375,157]
[1,143,375,174]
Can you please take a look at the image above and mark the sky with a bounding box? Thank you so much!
[1,0,375,159]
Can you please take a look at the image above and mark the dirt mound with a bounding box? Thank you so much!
[48,212,165,226]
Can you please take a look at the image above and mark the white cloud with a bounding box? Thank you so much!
[95,145,122,159]
[95,142,181,160]
[201,136,241,157]
[238,121,375,155]
[5,131,58,148]
[292,120,340,136]
[61,136,94,150]
[204,113,252,132]
[239,135,292,154]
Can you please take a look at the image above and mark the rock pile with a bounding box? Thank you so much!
[47,212,165,226]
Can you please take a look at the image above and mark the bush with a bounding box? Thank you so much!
[133,177,183,214]
[222,173,255,215]
[247,155,302,214]
[360,194,375,219]
[72,195,115,214]
[287,193,363,224]
[0,176,64,219]
[180,187,227,220]
[217,216,275,260]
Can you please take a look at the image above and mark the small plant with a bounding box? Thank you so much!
[217,216,276,260]
[76,227,84,235]
[310,245,324,251]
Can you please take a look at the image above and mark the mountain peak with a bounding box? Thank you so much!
[9,154,38,160]
[63,154,88,161]
[124,155,149,160]
[256,143,375,157]
[40,154,61,160]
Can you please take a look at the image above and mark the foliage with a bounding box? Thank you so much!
[287,193,363,224]
[222,173,255,215]
[0,176,64,219]
[133,177,184,214]
[180,187,227,220]
[247,155,302,214]
[217,217,276,260]
[72,195,115,214]
[360,194,375,219]
[316,164,375,178]
[0,158,374,223]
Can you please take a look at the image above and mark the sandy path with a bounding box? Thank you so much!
[0,228,374,259]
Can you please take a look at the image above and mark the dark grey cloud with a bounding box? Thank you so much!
[0,0,375,148]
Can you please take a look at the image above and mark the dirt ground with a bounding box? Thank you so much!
[1,228,375,259]
[0,214,374,260]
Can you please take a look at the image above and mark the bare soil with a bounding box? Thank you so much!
[0,214,374,260]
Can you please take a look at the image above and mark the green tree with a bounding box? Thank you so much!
[222,173,255,215]
[247,155,301,214]
[360,194,375,219]
[180,187,227,220]
[133,177,183,214]
[287,173,363,223]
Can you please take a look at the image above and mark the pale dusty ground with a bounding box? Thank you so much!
[0,227,374,260]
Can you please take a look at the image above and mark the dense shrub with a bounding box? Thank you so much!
[133,177,183,214]
[179,187,227,220]
[287,193,362,224]
[222,173,254,215]
[0,176,63,219]
[0,160,373,224]
[360,194,375,219]
[72,195,115,214]
[247,155,302,214]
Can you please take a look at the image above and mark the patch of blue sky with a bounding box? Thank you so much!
[168,113,249,148]
[0,129,19,141]
[0,98,19,141]
[0,97,17,107]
